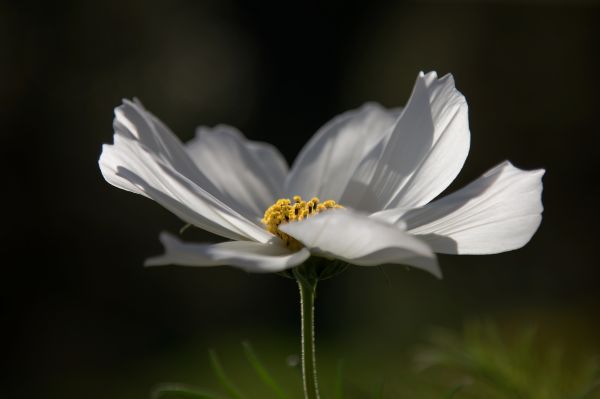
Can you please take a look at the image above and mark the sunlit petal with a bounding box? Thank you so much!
[100,102,273,243]
[399,161,544,254]
[342,72,470,212]
[280,210,440,277]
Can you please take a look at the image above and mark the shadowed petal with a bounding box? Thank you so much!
[186,125,288,221]
[284,103,401,202]
[145,232,310,273]
[398,161,545,254]
[279,210,440,278]
[342,71,470,212]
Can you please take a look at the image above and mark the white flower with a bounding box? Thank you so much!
[99,71,544,278]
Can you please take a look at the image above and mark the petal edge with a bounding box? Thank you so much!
[401,161,545,254]
[145,232,310,273]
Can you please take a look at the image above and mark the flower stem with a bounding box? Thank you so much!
[297,275,320,399]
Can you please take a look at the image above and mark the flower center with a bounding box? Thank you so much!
[262,195,343,250]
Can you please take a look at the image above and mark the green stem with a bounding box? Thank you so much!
[297,276,320,399]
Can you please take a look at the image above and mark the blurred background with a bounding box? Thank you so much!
[2,0,599,398]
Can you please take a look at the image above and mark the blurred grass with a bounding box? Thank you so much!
[142,320,600,399]
[414,320,600,398]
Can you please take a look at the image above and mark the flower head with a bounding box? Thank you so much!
[99,71,544,278]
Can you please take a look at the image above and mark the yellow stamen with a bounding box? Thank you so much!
[262,195,343,250]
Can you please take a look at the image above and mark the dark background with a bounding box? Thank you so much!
[2,1,599,398]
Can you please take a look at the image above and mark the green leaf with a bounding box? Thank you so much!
[242,341,289,399]
[209,349,245,399]
[151,383,223,399]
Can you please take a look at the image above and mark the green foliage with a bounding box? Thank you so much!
[152,343,294,399]
[415,320,600,399]
[242,341,289,399]
[151,324,600,399]
[208,349,246,399]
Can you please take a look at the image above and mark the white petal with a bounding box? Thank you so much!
[342,71,470,212]
[99,102,273,243]
[279,210,440,278]
[284,103,401,204]
[186,125,288,221]
[397,161,544,254]
[114,99,204,182]
[145,232,310,273]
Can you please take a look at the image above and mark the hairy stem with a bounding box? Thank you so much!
[297,276,320,399]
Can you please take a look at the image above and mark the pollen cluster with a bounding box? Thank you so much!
[262,196,342,250]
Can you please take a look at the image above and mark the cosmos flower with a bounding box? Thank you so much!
[99,71,544,278]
